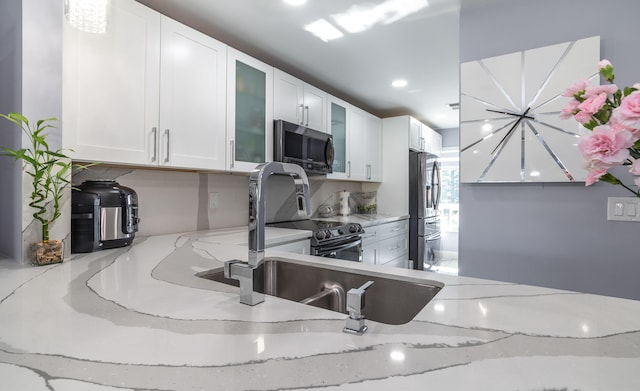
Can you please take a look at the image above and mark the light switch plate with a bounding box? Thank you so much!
[208,192,219,210]
[607,197,640,222]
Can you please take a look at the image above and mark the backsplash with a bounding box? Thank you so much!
[72,166,365,237]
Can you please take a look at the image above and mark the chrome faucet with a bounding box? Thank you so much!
[225,162,311,306]
[343,280,374,335]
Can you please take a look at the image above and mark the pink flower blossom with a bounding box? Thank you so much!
[630,158,640,176]
[560,99,579,119]
[577,125,633,168]
[574,110,593,124]
[597,59,612,70]
[585,167,608,186]
[611,91,640,130]
[584,84,618,97]
[578,92,607,114]
[562,79,588,97]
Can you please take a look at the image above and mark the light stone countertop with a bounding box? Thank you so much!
[0,225,639,390]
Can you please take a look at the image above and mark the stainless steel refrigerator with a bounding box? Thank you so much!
[409,150,441,270]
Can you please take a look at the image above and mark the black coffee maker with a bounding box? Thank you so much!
[71,180,140,253]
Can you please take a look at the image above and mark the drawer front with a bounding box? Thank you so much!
[378,235,408,264]
[377,219,409,241]
[360,226,378,245]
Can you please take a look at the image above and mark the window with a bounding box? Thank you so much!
[439,147,459,232]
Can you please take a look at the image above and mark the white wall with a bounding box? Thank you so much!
[72,166,364,237]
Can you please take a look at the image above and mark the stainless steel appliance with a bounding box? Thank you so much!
[71,180,140,253]
[267,220,364,262]
[409,151,441,270]
[273,119,334,175]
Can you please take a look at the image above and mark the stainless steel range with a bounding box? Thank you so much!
[267,220,364,262]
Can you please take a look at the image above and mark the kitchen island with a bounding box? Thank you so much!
[1,226,639,390]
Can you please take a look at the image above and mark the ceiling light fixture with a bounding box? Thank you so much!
[64,0,110,34]
[304,19,344,42]
[283,0,307,5]
[332,0,429,34]
[392,79,408,88]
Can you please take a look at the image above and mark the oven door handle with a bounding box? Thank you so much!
[317,238,362,253]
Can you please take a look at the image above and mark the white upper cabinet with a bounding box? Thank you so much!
[226,47,274,173]
[347,106,367,180]
[64,0,227,170]
[409,117,424,152]
[365,112,383,182]
[327,95,349,180]
[63,0,161,165]
[159,16,227,170]
[327,95,382,182]
[408,116,441,155]
[427,127,443,156]
[273,69,327,132]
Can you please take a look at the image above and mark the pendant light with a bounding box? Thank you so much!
[64,0,110,34]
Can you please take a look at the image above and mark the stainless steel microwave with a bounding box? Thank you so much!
[274,119,334,175]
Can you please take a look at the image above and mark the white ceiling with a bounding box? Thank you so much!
[135,0,464,130]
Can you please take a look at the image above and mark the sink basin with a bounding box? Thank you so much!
[196,257,442,325]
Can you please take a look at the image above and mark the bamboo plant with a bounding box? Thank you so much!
[0,112,72,243]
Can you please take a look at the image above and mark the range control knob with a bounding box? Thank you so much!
[349,224,360,233]
[337,228,344,235]
[325,230,332,238]
[315,231,326,240]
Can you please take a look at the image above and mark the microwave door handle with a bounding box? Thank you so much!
[325,137,334,168]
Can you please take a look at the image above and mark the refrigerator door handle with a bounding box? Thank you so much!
[433,160,441,211]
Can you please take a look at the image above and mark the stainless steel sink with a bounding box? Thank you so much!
[197,257,442,325]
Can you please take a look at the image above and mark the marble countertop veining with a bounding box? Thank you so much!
[1,226,639,390]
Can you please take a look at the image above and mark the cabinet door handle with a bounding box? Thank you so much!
[373,248,377,264]
[151,127,157,163]
[304,105,310,126]
[366,164,371,180]
[299,104,305,125]
[230,140,235,169]
[164,129,170,163]
[347,161,351,178]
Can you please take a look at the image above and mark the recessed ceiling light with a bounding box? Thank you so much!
[283,0,307,5]
[304,19,344,42]
[392,79,408,88]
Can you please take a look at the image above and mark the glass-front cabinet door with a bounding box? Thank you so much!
[226,47,273,172]
[327,95,349,179]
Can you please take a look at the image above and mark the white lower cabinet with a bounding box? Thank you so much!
[361,219,409,267]
[64,0,227,170]
[268,239,310,255]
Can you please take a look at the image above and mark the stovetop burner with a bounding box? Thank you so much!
[267,219,364,246]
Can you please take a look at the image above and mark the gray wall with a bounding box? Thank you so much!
[459,0,640,300]
[0,1,22,260]
[0,0,64,262]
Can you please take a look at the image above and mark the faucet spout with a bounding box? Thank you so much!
[226,162,311,306]
[247,162,311,267]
